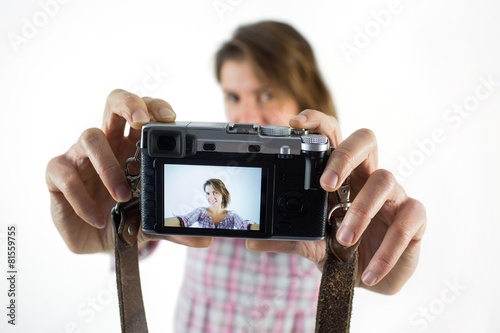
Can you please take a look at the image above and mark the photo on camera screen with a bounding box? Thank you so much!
[163,164,262,231]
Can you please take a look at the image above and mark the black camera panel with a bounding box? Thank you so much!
[140,122,330,240]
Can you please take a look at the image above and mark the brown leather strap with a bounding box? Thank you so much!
[112,198,149,333]
[315,215,359,333]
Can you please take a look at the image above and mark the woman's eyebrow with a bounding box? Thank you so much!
[253,85,272,94]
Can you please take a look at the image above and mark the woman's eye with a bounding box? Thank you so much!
[225,93,239,103]
[259,91,273,103]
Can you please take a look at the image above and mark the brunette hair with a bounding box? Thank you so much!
[215,20,336,117]
[204,178,231,209]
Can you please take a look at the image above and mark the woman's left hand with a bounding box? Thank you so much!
[245,109,427,295]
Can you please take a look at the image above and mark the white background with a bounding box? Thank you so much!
[1,0,499,332]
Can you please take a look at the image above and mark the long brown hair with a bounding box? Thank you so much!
[215,20,336,117]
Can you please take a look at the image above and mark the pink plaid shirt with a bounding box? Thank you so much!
[174,238,321,332]
[177,207,252,230]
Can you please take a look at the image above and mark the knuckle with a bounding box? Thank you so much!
[108,88,126,100]
[108,88,138,102]
[144,97,173,111]
[373,168,394,181]
[372,169,396,191]
[404,198,427,237]
[80,128,105,147]
[98,161,122,179]
[346,202,374,221]
[354,128,378,155]
[107,89,145,116]
[355,128,376,143]
[374,252,396,273]
[407,197,426,216]
[391,223,414,245]
[120,91,144,110]
[332,147,355,170]
[56,167,80,194]
[46,155,63,176]
[46,155,79,192]
[325,117,340,139]
[78,128,122,179]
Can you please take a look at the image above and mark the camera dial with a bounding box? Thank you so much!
[301,134,328,145]
[260,125,291,137]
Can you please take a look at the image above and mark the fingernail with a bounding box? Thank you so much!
[116,183,131,202]
[158,107,175,120]
[337,226,354,245]
[245,239,259,252]
[132,109,149,123]
[320,168,339,190]
[362,271,378,286]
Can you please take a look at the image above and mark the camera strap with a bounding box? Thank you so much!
[111,142,149,332]
[112,197,148,333]
[316,178,359,333]
[110,144,358,333]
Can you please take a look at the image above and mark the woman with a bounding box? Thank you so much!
[174,21,339,332]
[46,21,426,332]
[166,178,256,230]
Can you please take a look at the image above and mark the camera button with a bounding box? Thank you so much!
[285,198,302,213]
[248,145,261,152]
[203,143,216,151]
[260,125,291,137]
[278,193,305,216]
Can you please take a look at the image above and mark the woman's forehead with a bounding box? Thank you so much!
[220,60,267,92]
[205,184,216,191]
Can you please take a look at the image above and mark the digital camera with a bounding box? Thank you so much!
[140,122,330,240]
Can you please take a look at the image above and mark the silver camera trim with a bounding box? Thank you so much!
[141,121,330,156]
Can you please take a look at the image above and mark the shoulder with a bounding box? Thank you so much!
[193,207,208,216]
[225,210,242,220]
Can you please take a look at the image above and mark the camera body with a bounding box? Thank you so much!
[140,122,330,240]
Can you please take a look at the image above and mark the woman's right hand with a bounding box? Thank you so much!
[46,89,212,253]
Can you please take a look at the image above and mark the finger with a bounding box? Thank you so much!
[127,96,176,142]
[103,89,150,141]
[139,233,214,248]
[360,198,426,288]
[320,128,378,192]
[166,236,213,248]
[336,169,396,247]
[245,239,325,264]
[46,156,106,228]
[142,96,176,123]
[246,239,297,254]
[77,128,131,202]
[289,109,343,146]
